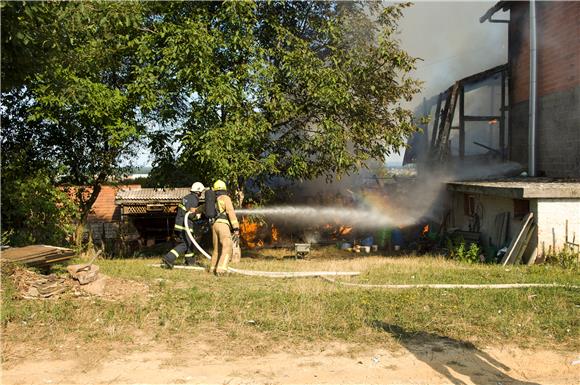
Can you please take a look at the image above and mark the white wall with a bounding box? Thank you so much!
[534,199,580,256]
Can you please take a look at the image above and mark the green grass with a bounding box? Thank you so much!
[2,247,579,356]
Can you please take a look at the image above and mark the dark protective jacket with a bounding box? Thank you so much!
[174,193,199,231]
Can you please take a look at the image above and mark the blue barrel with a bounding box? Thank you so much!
[391,228,404,248]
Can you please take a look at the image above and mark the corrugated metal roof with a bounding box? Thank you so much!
[116,187,190,203]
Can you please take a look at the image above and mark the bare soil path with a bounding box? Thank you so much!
[2,339,578,385]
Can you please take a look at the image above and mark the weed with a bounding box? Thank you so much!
[1,248,579,356]
[545,245,579,270]
[447,239,482,264]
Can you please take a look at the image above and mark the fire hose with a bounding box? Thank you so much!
[183,211,360,278]
[180,212,578,289]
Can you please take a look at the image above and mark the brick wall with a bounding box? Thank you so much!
[509,2,580,103]
[508,2,580,177]
[88,185,141,222]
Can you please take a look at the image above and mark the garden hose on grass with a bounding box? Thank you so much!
[180,213,579,289]
[321,276,579,289]
[183,211,360,278]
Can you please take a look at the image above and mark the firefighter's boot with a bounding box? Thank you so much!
[162,249,179,269]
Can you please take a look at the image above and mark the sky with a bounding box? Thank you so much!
[386,0,509,165]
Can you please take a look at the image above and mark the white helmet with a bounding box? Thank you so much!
[190,182,205,193]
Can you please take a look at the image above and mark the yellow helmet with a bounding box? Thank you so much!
[213,180,227,191]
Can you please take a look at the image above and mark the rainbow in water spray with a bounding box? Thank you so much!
[236,205,402,229]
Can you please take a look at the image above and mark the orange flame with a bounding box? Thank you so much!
[240,217,261,248]
[271,225,279,242]
[421,224,429,236]
[339,226,353,236]
[489,119,498,125]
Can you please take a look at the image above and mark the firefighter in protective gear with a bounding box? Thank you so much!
[197,180,239,274]
[162,182,205,269]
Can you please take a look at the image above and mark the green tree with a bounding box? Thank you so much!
[137,2,420,201]
[1,1,146,240]
[0,152,78,247]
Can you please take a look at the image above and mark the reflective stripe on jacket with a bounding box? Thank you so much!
[215,194,239,229]
[175,193,199,230]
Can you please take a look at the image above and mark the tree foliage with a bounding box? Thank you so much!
[2,1,146,223]
[1,152,78,247]
[1,0,420,240]
[135,2,421,195]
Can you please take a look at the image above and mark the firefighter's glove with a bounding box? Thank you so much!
[232,228,240,244]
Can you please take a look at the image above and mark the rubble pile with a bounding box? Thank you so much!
[6,266,71,299]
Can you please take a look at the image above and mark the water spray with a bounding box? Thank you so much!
[237,205,400,228]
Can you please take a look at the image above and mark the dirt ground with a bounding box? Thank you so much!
[2,337,579,385]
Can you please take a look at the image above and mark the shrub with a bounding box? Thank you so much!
[1,172,78,247]
[447,238,482,264]
[545,245,579,270]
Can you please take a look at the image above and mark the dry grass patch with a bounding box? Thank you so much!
[2,247,579,362]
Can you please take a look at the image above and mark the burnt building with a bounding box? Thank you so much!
[498,1,580,177]
[408,1,579,263]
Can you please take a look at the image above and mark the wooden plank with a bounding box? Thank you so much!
[463,115,501,121]
[514,224,535,265]
[430,92,444,149]
[493,212,509,248]
[459,85,465,159]
[437,83,460,161]
[502,213,534,265]
[0,245,75,266]
[500,213,509,247]
[500,69,506,159]
[522,224,539,265]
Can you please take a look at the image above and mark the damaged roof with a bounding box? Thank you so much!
[480,1,512,23]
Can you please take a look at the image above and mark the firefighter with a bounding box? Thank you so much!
[205,180,240,274]
[162,182,205,269]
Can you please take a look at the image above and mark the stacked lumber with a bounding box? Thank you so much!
[501,213,535,265]
[0,245,75,267]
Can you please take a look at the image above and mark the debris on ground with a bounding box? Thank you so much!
[6,266,72,299]
[67,263,100,285]
[4,264,148,301]
[78,274,149,300]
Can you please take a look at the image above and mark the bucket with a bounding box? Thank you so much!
[361,246,371,253]
[340,242,352,250]
[371,245,378,252]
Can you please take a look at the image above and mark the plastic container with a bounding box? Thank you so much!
[360,236,374,247]
[375,228,392,250]
[391,228,404,248]
[340,242,352,250]
[371,245,378,252]
[361,246,371,253]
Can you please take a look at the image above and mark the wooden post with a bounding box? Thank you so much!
[431,93,443,150]
[500,69,506,159]
[438,83,460,161]
[459,85,465,160]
